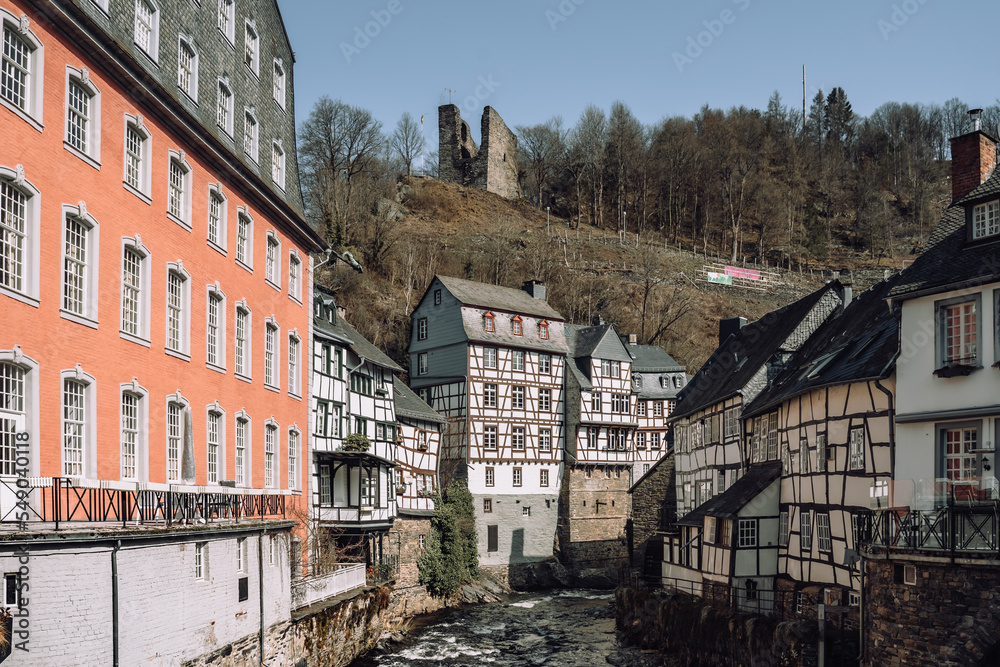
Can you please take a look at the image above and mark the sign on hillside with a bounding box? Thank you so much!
[699,264,780,292]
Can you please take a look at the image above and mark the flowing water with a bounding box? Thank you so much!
[350,589,671,667]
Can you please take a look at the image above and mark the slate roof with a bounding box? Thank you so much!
[394,383,447,424]
[568,323,614,359]
[438,275,564,320]
[676,462,782,527]
[627,343,686,373]
[889,173,1000,299]
[671,284,839,421]
[742,274,902,419]
[314,292,403,372]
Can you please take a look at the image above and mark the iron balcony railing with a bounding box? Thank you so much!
[859,505,1000,556]
[0,476,286,530]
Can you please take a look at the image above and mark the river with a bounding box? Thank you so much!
[349,589,673,667]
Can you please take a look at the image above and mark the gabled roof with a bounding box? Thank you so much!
[672,284,840,420]
[567,323,614,358]
[436,275,563,320]
[743,275,902,419]
[889,173,1000,299]
[314,292,403,372]
[394,383,447,424]
[627,343,686,373]
[676,462,782,527]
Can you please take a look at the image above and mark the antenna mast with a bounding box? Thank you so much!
[444,88,455,104]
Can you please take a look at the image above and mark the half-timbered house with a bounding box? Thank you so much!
[311,290,403,570]
[408,276,568,572]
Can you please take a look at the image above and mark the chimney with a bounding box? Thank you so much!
[336,305,347,322]
[522,280,546,301]
[950,109,997,201]
[840,269,853,309]
[719,317,747,346]
[628,334,638,345]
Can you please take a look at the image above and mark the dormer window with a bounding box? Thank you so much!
[314,301,322,318]
[484,311,495,333]
[539,320,549,340]
[973,200,1000,240]
[512,316,523,336]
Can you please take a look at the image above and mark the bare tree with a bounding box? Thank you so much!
[516,117,565,208]
[391,112,426,176]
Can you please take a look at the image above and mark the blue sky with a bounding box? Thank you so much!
[282,0,997,149]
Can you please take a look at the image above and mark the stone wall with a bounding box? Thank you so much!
[557,465,631,583]
[437,104,518,199]
[628,454,675,572]
[864,556,1000,666]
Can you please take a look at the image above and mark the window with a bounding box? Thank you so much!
[234,414,249,486]
[849,427,865,471]
[724,408,738,438]
[484,497,492,512]
[973,200,1000,240]
[120,391,140,480]
[779,511,789,546]
[539,428,551,452]
[2,12,44,127]
[936,295,981,370]
[194,542,207,579]
[133,0,159,60]
[588,426,599,449]
[650,433,661,450]
[207,186,227,252]
[207,408,221,483]
[65,67,101,165]
[123,116,152,200]
[512,316,522,336]
[485,383,497,407]
[942,424,978,481]
[637,401,646,417]
[164,265,190,357]
[120,238,150,344]
[167,150,192,227]
[522,506,531,517]
[236,537,247,573]
[217,0,235,42]
[539,320,549,340]
[512,426,525,451]
[166,401,183,482]
[244,20,259,74]
[636,432,646,450]
[288,252,301,301]
[512,386,525,410]
[61,205,99,326]
[288,334,299,395]
[513,467,522,486]
[417,318,427,340]
[272,59,285,108]
[58,377,87,476]
[816,434,828,472]
[433,289,442,305]
[271,140,285,188]
[485,467,494,486]
[591,392,601,412]
[817,513,832,552]
[264,422,277,488]
[484,425,497,450]
[512,350,524,371]
[611,360,621,378]
[264,321,278,388]
[801,511,812,551]
[206,287,225,370]
[1,169,41,304]
[653,401,663,417]
[243,108,258,161]
[287,429,298,489]
[216,78,234,136]
[236,209,253,269]
[540,469,549,487]
[234,304,250,378]
[483,347,497,369]
[265,233,281,288]
[487,524,498,552]
[177,36,198,100]
[800,438,811,474]
[539,354,550,374]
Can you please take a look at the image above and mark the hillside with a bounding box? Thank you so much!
[320,176,908,377]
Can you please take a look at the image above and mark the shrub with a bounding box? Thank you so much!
[417,481,479,597]
[343,433,370,452]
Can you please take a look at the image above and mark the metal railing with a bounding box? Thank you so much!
[860,505,1000,556]
[0,477,286,529]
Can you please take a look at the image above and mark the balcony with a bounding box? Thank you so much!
[860,504,1000,556]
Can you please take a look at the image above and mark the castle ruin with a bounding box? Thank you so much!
[438,105,519,199]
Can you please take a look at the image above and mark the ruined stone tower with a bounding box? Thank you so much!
[438,104,519,199]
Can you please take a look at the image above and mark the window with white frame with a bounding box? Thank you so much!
[1,11,44,127]
[601,359,610,376]
[206,407,221,483]
[287,428,298,489]
[417,317,427,341]
[272,58,285,108]
[288,252,300,301]
[133,0,159,60]
[217,0,234,43]
[271,140,285,188]
[236,209,252,269]
[637,400,646,417]
[1,168,40,304]
[236,537,247,573]
[206,286,225,370]
[512,386,525,410]
[540,469,549,487]
[244,20,258,75]
[217,78,233,136]
[207,186,227,252]
[287,333,299,395]
[484,311,495,332]
[801,511,813,551]
[319,464,331,504]
[484,425,497,450]
[194,542,207,579]
[417,352,428,376]
[724,407,738,438]
[264,320,278,389]
[167,150,192,227]
[778,510,789,546]
[234,414,248,486]
[243,108,258,161]
[61,205,99,326]
[512,467,522,487]
[636,432,646,449]
[264,422,276,487]
[849,427,865,471]
[484,383,497,408]
[65,67,101,165]
[816,433,828,472]
[653,401,663,417]
[512,349,524,371]
[61,377,86,476]
[942,424,978,481]
[936,295,981,369]
[650,432,661,450]
[120,237,150,344]
[817,513,832,552]
[265,232,280,288]
[973,200,1000,240]
[539,353,550,374]
[588,426,599,449]
[512,316,522,336]
[165,263,190,357]
[539,428,551,452]
[483,347,497,369]
[120,390,141,480]
[800,438,811,474]
[512,426,525,451]
[123,115,152,200]
[166,399,183,482]
[177,36,197,100]
[539,388,551,412]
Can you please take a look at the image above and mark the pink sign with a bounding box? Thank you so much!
[724,265,761,281]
